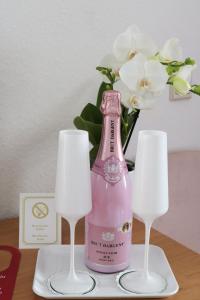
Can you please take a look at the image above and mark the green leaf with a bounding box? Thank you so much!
[121,123,128,146]
[191,85,200,95]
[122,109,140,154]
[81,103,102,124]
[127,110,138,130]
[120,106,128,146]
[90,144,100,167]
[96,82,113,108]
[121,105,129,120]
[73,116,102,146]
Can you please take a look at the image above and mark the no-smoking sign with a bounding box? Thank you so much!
[32,202,49,219]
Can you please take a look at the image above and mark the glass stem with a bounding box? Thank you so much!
[68,219,78,280]
[144,220,153,279]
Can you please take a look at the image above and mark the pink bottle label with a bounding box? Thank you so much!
[93,155,128,185]
[87,222,132,265]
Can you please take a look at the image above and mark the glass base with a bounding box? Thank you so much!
[118,270,167,294]
[49,271,96,295]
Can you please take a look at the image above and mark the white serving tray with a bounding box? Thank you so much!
[33,245,179,298]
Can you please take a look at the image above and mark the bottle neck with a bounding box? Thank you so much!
[96,114,124,162]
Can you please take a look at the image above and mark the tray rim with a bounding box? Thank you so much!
[32,244,179,299]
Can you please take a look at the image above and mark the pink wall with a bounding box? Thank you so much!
[153,151,200,254]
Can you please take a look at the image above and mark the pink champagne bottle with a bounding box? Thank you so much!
[85,90,132,273]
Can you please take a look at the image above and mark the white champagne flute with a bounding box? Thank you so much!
[49,130,96,295]
[118,130,169,294]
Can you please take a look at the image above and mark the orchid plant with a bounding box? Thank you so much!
[74,25,200,167]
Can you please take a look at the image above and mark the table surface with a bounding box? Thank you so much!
[0,217,199,300]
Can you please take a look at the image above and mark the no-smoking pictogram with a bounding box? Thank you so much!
[32,202,49,219]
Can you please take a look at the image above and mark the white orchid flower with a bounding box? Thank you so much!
[115,80,157,109]
[119,53,168,93]
[159,38,183,62]
[113,25,157,63]
[172,65,196,95]
[114,53,168,109]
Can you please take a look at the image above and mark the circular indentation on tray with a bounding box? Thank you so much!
[47,272,96,295]
[117,269,167,294]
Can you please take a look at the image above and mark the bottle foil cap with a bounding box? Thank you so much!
[101,90,121,116]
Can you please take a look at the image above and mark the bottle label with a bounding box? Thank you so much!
[92,155,127,185]
[87,222,132,265]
